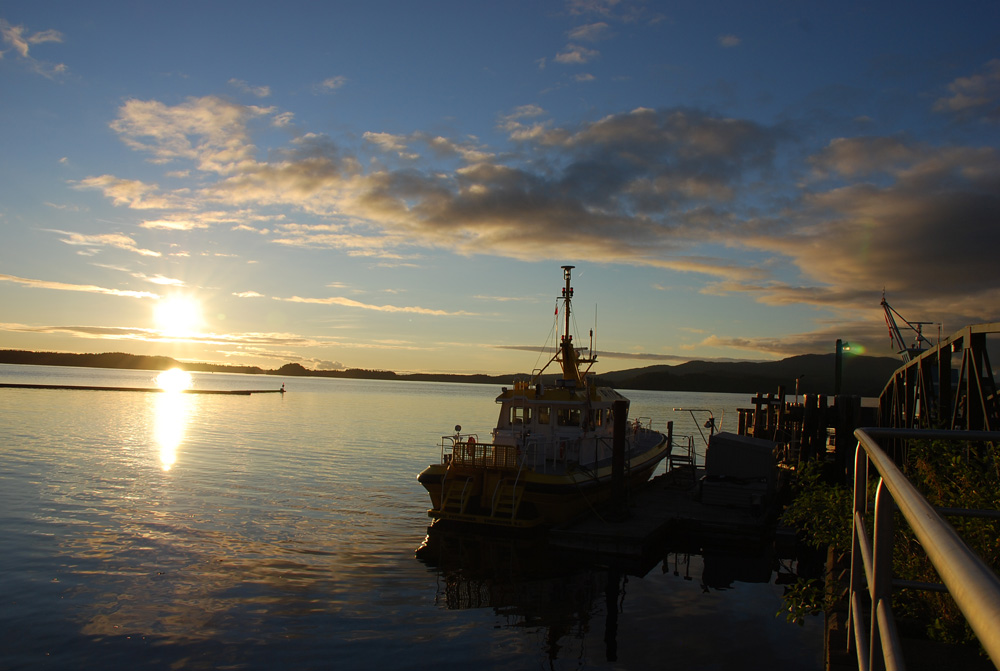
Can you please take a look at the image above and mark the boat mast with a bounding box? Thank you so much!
[560,266,577,384]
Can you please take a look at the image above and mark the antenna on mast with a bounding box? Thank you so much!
[561,265,574,345]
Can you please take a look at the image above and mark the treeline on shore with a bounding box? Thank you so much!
[0,350,512,385]
[0,348,904,397]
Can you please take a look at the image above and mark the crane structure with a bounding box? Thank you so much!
[881,293,936,362]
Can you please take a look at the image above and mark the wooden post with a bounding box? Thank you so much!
[612,399,627,518]
[834,395,861,485]
[752,393,765,439]
[775,385,787,443]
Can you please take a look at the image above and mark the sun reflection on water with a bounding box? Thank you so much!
[156,368,192,393]
[154,369,194,470]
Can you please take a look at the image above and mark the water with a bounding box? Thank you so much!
[0,364,822,670]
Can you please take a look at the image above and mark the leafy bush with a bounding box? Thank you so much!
[779,440,1000,645]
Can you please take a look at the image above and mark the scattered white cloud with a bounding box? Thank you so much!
[281,294,477,316]
[568,22,611,41]
[228,78,271,98]
[555,44,600,65]
[0,18,66,78]
[0,273,160,299]
[108,96,275,174]
[933,59,1000,121]
[47,230,161,257]
[316,75,347,93]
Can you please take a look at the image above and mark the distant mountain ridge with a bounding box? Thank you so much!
[591,353,902,397]
[0,349,903,397]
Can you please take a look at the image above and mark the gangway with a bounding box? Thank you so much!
[879,322,1000,437]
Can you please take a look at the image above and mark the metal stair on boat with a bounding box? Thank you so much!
[491,479,525,520]
[441,476,475,514]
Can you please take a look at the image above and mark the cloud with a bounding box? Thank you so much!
[228,78,271,98]
[92,99,785,274]
[135,273,185,286]
[555,44,600,65]
[695,316,893,359]
[108,96,275,173]
[473,295,536,302]
[364,131,414,157]
[316,76,347,93]
[47,230,161,257]
[79,89,1000,343]
[280,295,477,316]
[933,59,1000,121]
[73,174,189,210]
[233,290,265,298]
[723,136,1000,332]
[568,22,611,41]
[718,34,741,47]
[138,209,283,231]
[0,321,342,349]
[0,273,160,299]
[0,18,66,78]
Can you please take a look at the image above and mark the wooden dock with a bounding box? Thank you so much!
[0,383,284,395]
[548,467,775,559]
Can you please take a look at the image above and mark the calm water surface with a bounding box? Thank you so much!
[0,364,822,669]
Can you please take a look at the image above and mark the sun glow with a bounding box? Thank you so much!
[156,368,193,393]
[154,295,204,337]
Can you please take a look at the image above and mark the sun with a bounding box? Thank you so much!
[154,295,204,337]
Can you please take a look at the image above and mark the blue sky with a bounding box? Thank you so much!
[2,1,999,374]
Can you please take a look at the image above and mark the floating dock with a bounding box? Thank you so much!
[548,466,776,559]
[0,383,284,395]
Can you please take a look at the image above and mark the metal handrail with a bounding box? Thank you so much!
[850,427,1000,671]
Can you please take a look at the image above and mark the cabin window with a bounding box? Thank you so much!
[557,408,581,427]
[510,405,532,425]
[588,409,599,427]
[537,406,550,424]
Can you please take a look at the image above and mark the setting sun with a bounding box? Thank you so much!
[154,296,203,337]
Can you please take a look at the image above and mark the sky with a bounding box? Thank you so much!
[2,1,999,375]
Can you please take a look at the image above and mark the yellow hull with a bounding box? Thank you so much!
[417,433,669,528]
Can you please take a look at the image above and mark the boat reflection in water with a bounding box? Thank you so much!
[416,522,821,668]
[416,522,618,661]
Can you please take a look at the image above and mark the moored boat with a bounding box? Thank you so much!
[417,266,671,528]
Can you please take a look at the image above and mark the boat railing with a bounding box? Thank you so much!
[516,437,573,473]
[668,434,698,472]
[441,434,520,470]
[849,428,1000,671]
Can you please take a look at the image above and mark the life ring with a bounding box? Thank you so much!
[465,436,476,458]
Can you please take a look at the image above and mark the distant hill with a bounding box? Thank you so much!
[593,353,901,397]
[0,350,266,375]
[0,349,903,397]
